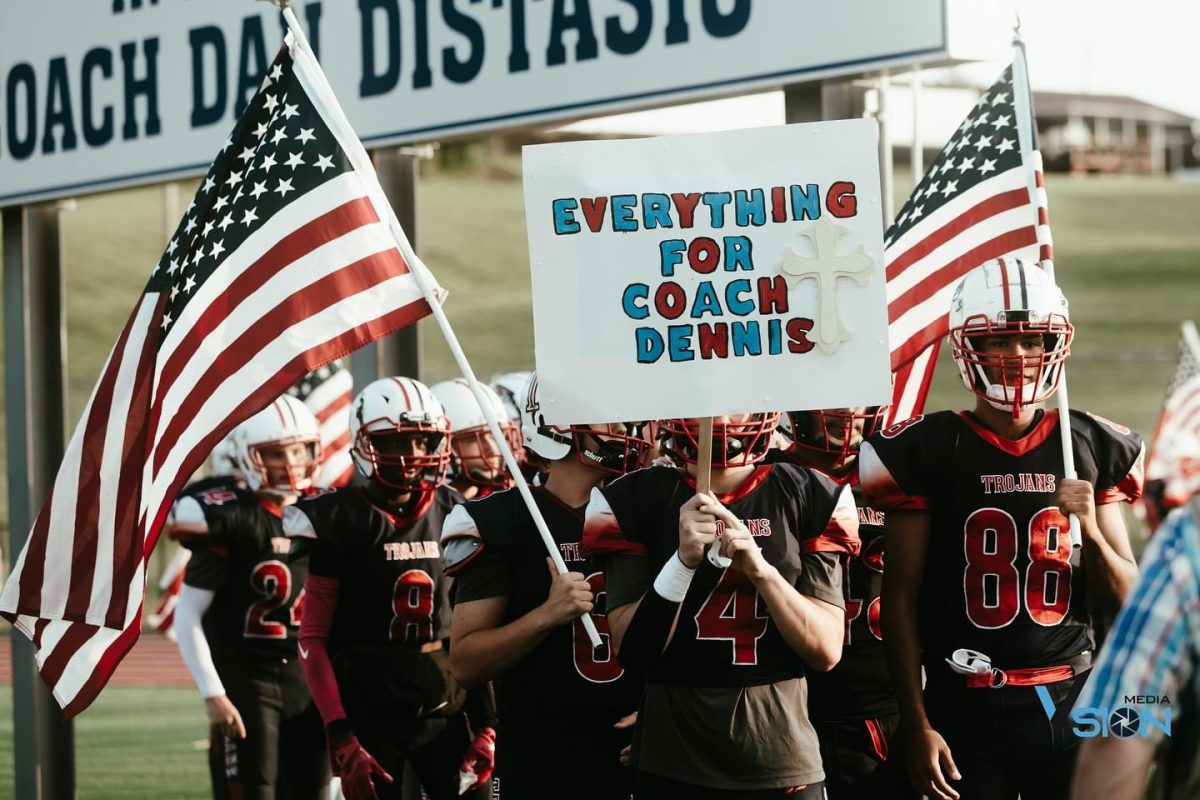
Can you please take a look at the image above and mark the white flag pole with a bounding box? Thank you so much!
[278,5,603,647]
[1011,28,1082,551]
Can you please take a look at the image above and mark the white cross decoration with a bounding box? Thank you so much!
[779,218,874,354]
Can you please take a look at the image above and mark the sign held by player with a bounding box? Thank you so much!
[524,120,892,425]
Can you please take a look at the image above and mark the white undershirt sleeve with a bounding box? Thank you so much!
[174,584,226,699]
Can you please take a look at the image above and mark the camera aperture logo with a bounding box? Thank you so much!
[1035,687,1172,739]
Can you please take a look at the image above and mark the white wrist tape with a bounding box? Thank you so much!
[653,552,697,603]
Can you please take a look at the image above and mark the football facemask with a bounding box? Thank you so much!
[662,414,781,467]
[355,428,451,492]
[788,407,887,463]
[449,420,522,490]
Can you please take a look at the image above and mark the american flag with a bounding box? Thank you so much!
[884,63,1050,424]
[1146,321,1200,484]
[0,35,442,715]
[288,363,355,487]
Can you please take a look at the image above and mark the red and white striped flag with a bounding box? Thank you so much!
[0,33,443,715]
[1145,322,1200,495]
[288,363,355,487]
[884,62,1050,424]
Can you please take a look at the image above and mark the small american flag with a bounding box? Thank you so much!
[0,34,442,715]
[884,63,1049,424]
[1146,321,1200,484]
[288,363,355,488]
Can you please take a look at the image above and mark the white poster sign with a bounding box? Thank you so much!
[525,120,892,425]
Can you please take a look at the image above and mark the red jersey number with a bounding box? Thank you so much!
[244,560,293,639]
[572,572,624,684]
[844,537,885,645]
[963,507,1072,629]
[390,570,435,644]
[694,569,768,665]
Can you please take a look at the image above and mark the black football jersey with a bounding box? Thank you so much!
[583,463,859,688]
[176,484,306,661]
[861,409,1145,673]
[442,486,642,733]
[289,486,460,652]
[806,478,896,722]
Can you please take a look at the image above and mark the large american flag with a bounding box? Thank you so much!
[0,35,442,715]
[1146,321,1200,485]
[884,63,1051,424]
[288,363,355,487]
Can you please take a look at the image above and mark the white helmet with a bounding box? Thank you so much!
[230,395,321,495]
[350,377,452,491]
[518,372,650,475]
[949,258,1073,417]
[205,433,241,478]
[491,371,532,423]
[430,379,521,489]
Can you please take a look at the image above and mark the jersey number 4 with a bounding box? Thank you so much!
[694,570,769,665]
[244,561,303,639]
[964,507,1072,629]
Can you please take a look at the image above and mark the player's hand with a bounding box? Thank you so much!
[905,725,961,800]
[706,499,771,582]
[458,725,496,792]
[678,493,719,568]
[540,557,594,626]
[204,694,247,740]
[615,711,637,767]
[331,733,393,800]
[1056,478,1098,536]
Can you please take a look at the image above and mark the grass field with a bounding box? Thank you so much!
[0,687,210,800]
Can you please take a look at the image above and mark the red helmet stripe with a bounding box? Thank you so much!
[272,399,288,428]
[392,377,413,411]
[1017,259,1029,308]
[998,258,1012,310]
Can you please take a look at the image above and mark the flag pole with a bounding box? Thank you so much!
[694,418,732,568]
[1011,27,1082,551]
[277,5,604,647]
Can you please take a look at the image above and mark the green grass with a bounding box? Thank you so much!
[0,686,210,799]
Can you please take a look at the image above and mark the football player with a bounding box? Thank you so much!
[583,411,860,798]
[780,408,917,799]
[170,395,329,800]
[430,378,521,500]
[284,377,494,800]
[861,258,1143,800]
[442,372,650,800]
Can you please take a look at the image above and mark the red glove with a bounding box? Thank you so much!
[331,733,393,800]
[458,726,497,792]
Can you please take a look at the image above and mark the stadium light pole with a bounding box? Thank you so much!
[3,203,76,800]
[350,146,429,388]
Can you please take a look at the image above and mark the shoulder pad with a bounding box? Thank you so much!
[167,496,209,539]
[582,485,647,559]
[282,505,318,540]
[859,440,930,511]
[441,503,483,575]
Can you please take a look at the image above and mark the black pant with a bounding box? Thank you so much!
[210,655,329,800]
[813,713,918,800]
[356,711,489,800]
[493,721,633,800]
[922,674,1087,800]
[634,772,826,799]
